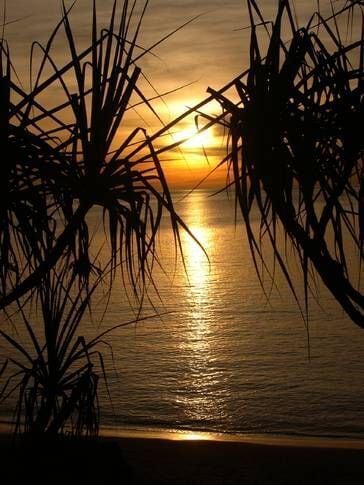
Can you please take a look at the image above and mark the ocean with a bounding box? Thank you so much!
[2,189,364,438]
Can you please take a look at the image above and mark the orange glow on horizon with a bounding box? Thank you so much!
[116,98,228,189]
[160,111,227,188]
[162,159,226,190]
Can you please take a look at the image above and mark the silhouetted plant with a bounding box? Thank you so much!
[206,0,364,327]
[0,0,194,435]
[0,251,153,435]
[1,257,101,435]
[146,0,364,328]
[0,0,193,311]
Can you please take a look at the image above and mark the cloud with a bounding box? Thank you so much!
[3,0,355,187]
[4,0,334,93]
[3,0,339,128]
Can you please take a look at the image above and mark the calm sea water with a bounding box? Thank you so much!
[2,190,364,438]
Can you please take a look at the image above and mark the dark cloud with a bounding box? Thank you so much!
[3,0,347,106]
[4,0,326,97]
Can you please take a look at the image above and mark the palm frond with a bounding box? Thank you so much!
[208,0,364,326]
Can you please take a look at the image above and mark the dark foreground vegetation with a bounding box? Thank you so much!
[159,0,364,328]
[0,3,363,483]
[0,0,191,435]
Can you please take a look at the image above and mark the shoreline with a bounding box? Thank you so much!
[1,425,364,484]
[99,425,364,449]
[2,421,364,449]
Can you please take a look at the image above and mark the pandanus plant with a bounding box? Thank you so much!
[0,0,193,311]
[0,252,152,435]
[0,0,194,434]
[1,257,101,436]
[206,0,364,327]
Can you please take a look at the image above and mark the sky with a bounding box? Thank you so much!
[2,0,349,189]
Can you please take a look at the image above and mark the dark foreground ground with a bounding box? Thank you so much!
[1,432,364,484]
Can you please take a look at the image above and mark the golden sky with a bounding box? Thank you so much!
[3,0,337,189]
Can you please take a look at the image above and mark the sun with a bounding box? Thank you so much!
[173,125,215,150]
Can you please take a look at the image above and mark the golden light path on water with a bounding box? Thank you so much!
[176,193,223,424]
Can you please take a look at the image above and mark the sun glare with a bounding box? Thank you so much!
[173,126,215,150]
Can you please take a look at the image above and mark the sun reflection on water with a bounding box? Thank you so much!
[184,226,210,289]
[181,195,213,326]
[178,194,223,423]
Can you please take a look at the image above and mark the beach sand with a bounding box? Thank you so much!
[1,428,364,484]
